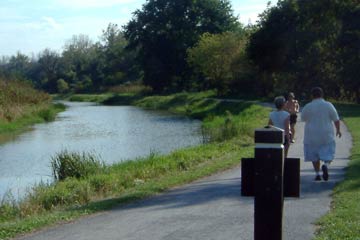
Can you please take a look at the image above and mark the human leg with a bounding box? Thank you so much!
[321,164,329,181]
[319,142,336,181]
[304,144,321,180]
[290,114,297,142]
[284,142,289,158]
[290,124,296,142]
[312,160,320,172]
[312,161,322,181]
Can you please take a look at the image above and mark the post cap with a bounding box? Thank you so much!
[255,126,284,144]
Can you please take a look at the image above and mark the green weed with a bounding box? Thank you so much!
[51,150,106,181]
[0,91,269,239]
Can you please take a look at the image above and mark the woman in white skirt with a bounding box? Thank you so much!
[268,96,291,157]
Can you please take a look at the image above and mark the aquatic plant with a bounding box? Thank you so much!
[51,150,105,181]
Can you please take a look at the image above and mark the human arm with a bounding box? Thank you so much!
[268,119,273,126]
[328,102,341,137]
[334,120,342,138]
[295,100,300,113]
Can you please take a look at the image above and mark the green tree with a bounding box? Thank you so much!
[248,0,344,98]
[100,23,140,86]
[337,1,360,102]
[187,32,246,95]
[57,78,69,93]
[124,0,239,93]
[247,0,300,95]
[61,34,98,92]
[6,52,31,80]
[37,49,61,93]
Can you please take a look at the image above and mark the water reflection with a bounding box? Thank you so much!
[0,102,202,199]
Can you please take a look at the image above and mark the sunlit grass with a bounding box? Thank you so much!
[314,103,360,240]
[0,91,269,239]
[0,103,65,134]
[0,79,65,134]
[0,79,50,121]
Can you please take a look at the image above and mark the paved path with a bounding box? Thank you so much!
[16,116,352,240]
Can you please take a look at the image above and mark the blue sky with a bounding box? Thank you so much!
[0,0,274,57]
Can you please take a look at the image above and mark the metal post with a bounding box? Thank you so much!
[254,127,284,240]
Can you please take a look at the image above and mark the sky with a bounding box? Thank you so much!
[0,0,274,57]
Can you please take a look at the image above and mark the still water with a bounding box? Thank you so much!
[0,102,203,199]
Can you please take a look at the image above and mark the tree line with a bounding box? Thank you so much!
[0,0,359,102]
[0,24,140,94]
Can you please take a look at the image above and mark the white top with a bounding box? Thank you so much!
[301,98,339,145]
[269,110,289,130]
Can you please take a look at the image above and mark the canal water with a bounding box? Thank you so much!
[0,102,203,200]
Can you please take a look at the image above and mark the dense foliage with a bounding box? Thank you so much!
[248,0,360,102]
[0,24,140,94]
[0,0,359,102]
[187,32,252,95]
[123,0,240,93]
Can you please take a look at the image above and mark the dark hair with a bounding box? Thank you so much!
[311,87,324,98]
[274,96,286,109]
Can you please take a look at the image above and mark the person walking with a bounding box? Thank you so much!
[268,96,291,157]
[301,87,342,181]
[285,92,300,143]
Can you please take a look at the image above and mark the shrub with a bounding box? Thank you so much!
[51,150,105,181]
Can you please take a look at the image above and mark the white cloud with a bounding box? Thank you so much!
[23,17,63,31]
[42,17,62,30]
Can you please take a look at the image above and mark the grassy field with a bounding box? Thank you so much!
[0,91,269,239]
[314,103,360,240]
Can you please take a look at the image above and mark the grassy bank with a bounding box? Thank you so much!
[0,80,65,135]
[315,103,360,240]
[0,91,269,239]
[53,93,113,103]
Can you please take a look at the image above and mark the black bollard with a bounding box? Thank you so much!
[254,127,284,240]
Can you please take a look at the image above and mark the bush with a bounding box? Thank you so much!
[51,150,105,181]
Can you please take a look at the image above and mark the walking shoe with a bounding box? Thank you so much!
[322,165,329,181]
[314,175,322,181]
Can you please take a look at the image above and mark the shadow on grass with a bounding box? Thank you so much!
[102,94,144,105]
[334,153,360,192]
[190,100,253,120]
[335,103,360,118]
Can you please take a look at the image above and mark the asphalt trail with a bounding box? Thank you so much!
[16,115,352,240]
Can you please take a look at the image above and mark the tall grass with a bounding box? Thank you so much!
[0,79,50,122]
[51,150,106,181]
[0,91,270,239]
[108,82,152,95]
[0,79,65,134]
[134,91,267,142]
[67,94,112,103]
